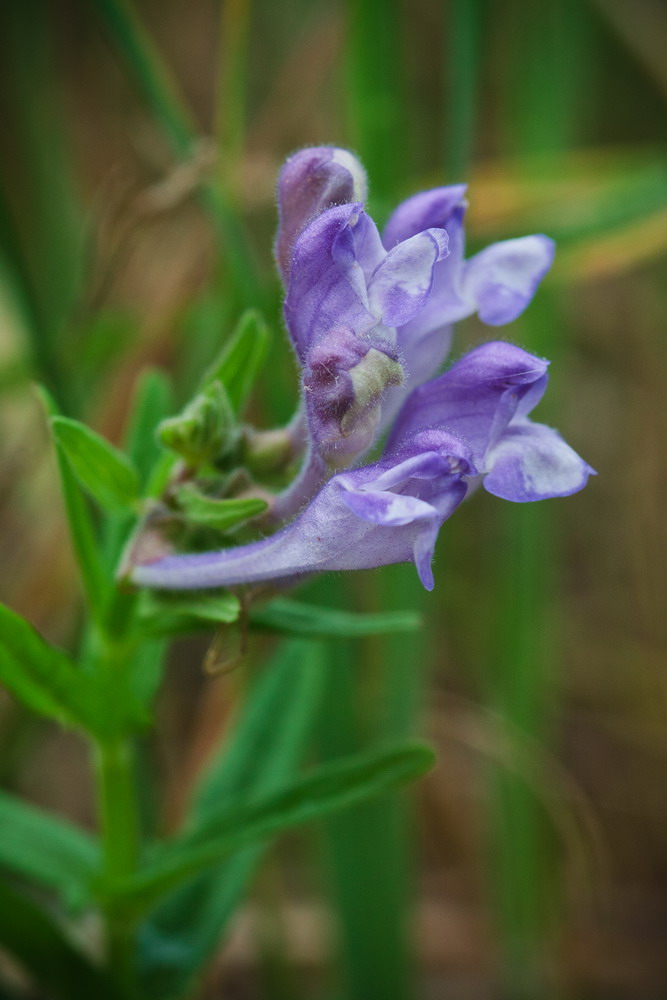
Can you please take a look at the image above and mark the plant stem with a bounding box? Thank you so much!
[95,735,141,990]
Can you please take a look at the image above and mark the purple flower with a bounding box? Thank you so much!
[382,185,555,396]
[131,342,592,593]
[284,201,449,466]
[276,156,554,470]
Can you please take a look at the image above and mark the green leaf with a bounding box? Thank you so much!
[0,603,100,733]
[51,416,140,513]
[137,641,326,998]
[138,590,241,637]
[201,308,270,413]
[250,598,422,638]
[109,742,435,913]
[174,484,267,532]
[0,791,100,908]
[37,386,108,619]
[0,879,119,1000]
[0,603,146,739]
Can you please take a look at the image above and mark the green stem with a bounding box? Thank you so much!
[95,735,141,988]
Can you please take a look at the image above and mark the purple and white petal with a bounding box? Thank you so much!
[483,422,594,501]
[461,235,555,325]
[275,147,367,282]
[382,185,467,248]
[367,228,449,328]
[284,204,388,359]
[388,341,550,462]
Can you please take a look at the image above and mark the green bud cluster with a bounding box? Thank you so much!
[158,381,237,468]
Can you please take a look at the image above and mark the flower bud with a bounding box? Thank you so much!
[275,147,367,282]
[158,381,237,467]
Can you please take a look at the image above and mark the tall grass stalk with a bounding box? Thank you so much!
[345,0,404,221]
[92,0,261,311]
[1,0,83,413]
[487,2,590,995]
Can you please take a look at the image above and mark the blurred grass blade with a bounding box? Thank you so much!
[0,1,83,414]
[444,0,486,179]
[0,791,100,908]
[0,192,68,411]
[112,742,434,913]
[137,641,326,997]
[201,308,271,414]
[124,370,174,489]
[0,879,119,1000]
[37,386,108,618]
[174,485,267,531]
[250,598,422,638]
[51,416,140,513]
[92,0,260,307]
[215,0,251,190]
[345,0,404,218]
[317,565,430,1000]
[92,0,194,154]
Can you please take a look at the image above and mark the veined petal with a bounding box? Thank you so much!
[461,235,555,325]
[484,422,594,501]
[388,341,550,462]
[367,228,449,327]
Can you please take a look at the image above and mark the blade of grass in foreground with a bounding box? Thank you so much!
[316,566,431,1000]
[0,0,83,414]
[137,641,326,999]
[345,0,405,222]
[444,0,487,180]
[486,4,591,994]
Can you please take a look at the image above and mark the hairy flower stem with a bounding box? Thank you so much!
[95,735,141,992]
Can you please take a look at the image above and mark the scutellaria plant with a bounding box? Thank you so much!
[128,147,592,594]
[0,147,593,1000]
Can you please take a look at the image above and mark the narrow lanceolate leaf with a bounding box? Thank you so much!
[201,308,270,413]
[250,598,422,638]
[137,641,326,999]
[0,603,100,734]
[138,590,241,637]
[174,485,267,532]
[108,742,435,913]
[0,879,119,1000]
[51,416,140,513]
[0,791,100,908]
[0,604,145,740]
[37,386,108,618]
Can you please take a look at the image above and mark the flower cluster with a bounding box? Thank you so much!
[132,147,592,593]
